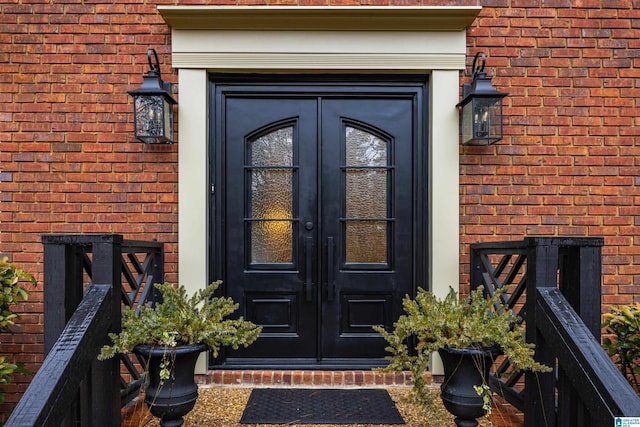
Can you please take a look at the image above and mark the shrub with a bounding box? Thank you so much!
[98,281,261,360]
[0,257,36,403]
[603,304,640,394]
[376,286,551,409]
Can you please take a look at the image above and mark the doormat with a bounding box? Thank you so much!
[240,388,405,425]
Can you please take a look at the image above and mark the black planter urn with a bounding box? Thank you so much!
[437,346,501,427]
[134,343,207,427]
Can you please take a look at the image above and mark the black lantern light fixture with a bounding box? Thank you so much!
[457,52,508,146]
[128,48,177,144]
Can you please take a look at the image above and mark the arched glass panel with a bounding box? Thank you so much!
[248,126,294,264]
[343,126,391,265]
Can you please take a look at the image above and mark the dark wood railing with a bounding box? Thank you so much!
[537,287,640,425]
[6,234,163,427]
[471,237,640,426]
[6,283,113,426]
[7,234,640,425]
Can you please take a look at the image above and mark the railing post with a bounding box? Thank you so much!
[42,234,124,427]
[524,236,604,427]
[556,237,604,426]
[42,236,85,355]
[557,238,603,340]
[88,235,123,427]
[42,236,87,427]
[524,237,558,427]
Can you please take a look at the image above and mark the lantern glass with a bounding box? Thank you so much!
[133,95,174,144]
[461,96,503,146]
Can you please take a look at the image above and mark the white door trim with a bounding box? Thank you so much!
[161,6,479,372]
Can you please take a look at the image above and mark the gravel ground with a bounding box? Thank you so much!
[125,386,500,427]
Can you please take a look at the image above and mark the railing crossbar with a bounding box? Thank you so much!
[121,285,133,307]
[502,254,526,284]
[479,255,510,309]
[134,274,155,315]
[471,241,528,252]
[121,260,138,292]
[503,369,523,388]
[126,252,145,279]
[507,275,526,309]
[82,252,92,279]
[489,376,524,408]
[121,240,163,253]
[481,271,504,307]
[492,253,513,278]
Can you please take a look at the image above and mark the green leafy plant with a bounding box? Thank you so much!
[602,303,640,394]
[0,257,36,403]
[473,384,492,412]
[98,281,261,360]
[375,286,551,409]
[0,257,36,333]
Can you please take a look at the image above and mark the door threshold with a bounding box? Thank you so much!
[197,369,424,388]
[217,357,389,370]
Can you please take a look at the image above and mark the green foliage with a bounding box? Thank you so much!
[0,257,36,333]
[375,286,551,409]
[0,357,30,405]
[473,384,492,413]
[602,303,640,394]
[98,281,262,360]
[0,257,36,403]
[0,357,18,405]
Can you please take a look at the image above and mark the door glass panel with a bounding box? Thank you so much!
[250,220,293,263]
[248,126,295,265]
[346,127,387,166]
[250,127,294,166]
[345,221,387,263]
[251,170,292,219]
[343,125,391,266]
[345,170,387,218]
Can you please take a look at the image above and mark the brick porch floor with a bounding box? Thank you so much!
[124,370,524,426]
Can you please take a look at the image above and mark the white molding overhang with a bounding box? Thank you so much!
[158,6,480,71]
[158,6,481,32]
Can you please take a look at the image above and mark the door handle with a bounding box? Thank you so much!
[304,237,313,302]
[326,237,335,301]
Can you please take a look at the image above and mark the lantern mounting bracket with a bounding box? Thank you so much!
[462,52,487,98]
[145,48,172,94]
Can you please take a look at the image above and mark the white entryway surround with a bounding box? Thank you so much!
[158,6,480,373]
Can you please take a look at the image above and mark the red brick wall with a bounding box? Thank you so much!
[1,0,639,419]
[0,0,179,418]
[460,0,640,308]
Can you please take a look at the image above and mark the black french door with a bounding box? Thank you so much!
[212,79,425,367]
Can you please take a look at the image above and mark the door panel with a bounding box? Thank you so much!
[224,98,318,359]
[320,99,413,358]
[216,82,421,367]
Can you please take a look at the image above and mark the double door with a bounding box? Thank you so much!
[214,81,423,366]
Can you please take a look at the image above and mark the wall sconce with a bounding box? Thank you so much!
[128,48,177,144]
[457,52,508,146]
